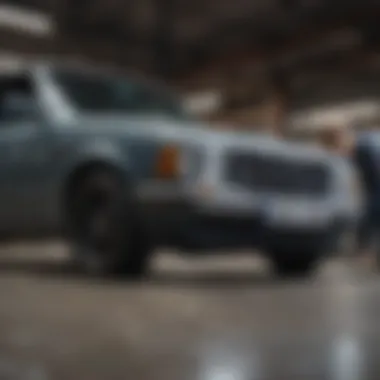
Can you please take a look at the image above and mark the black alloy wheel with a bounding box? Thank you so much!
[67,167,151,278]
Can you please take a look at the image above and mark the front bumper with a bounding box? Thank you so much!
[174,211,348,254]
[138,193,349,255]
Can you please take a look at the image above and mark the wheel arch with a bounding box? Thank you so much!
[62,160,130,213]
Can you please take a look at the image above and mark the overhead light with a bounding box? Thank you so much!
[0,4,55,37]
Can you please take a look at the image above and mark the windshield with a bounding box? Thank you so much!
[50,68,190,119]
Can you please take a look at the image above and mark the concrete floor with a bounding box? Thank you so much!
[0,244,377,380]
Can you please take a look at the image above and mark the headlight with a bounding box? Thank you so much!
[155,144,204,181]
[182,146,205,183]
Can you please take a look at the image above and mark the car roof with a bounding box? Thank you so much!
[0,58,177,97]
[0,57,153,81]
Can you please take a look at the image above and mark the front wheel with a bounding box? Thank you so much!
[66,168,152,279]
[270,251,319,278]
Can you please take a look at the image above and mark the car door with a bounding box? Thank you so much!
[0,73,53,234]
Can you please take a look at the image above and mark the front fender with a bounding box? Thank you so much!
[65,137,131,179]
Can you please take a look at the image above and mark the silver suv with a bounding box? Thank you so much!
[0,61,359,278]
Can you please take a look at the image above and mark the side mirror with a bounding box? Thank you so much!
[2,92,40,121]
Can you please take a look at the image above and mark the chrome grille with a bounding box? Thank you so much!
[225,152,330,196]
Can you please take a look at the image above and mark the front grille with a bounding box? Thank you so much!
[225,152,330,196]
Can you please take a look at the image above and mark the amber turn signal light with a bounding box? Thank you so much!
[155,145,180,178]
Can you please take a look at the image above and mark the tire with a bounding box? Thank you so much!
[270,252,319,278]
[66,167,152,279]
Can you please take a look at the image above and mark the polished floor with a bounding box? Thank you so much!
[0,245,377,380]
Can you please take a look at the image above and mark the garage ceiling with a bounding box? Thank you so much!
[1,0,380,117]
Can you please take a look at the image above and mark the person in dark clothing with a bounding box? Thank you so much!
[353,135,380,264]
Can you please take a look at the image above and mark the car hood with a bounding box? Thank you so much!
[71,114,331,161]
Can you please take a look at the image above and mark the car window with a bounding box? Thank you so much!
[0,74,37,124]
[51,68,190,119]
